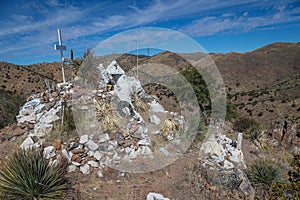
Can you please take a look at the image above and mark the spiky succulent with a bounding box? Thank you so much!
[247,159,285,190]
[0,148,66,199]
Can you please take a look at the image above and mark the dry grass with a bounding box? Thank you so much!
[131,92,149,114]
[159,118,180,137]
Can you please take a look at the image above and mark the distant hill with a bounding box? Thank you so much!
[0,42,299,129]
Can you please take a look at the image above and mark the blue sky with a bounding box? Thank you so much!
[0,0,299,65]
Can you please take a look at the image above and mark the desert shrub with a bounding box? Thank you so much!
[233,117,260,140]
[0,148,66,199]
[258,112,263,117]
[226,102,238,121]
[247,159,285,199]
[0,89,26,129]
[270,153,300,200]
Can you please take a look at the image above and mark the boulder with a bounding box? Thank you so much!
[85,140,99,151]
[80,164,91,174]
[149,115,161,125]
[20,137,35,150]
[44,146,56,159]
[79,134,89,144]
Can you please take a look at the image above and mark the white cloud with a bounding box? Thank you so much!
[181,4,300,36]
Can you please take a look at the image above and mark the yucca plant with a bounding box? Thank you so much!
[247,159,285,199]
[0,148,66,199]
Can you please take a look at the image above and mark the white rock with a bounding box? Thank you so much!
[107,145,115,151]
[67,165,77,173]
[97,170,104,178]
[94,151,102,160]
[20,98,40,115]
[147,192,169,200]
[79,134,89,144]
[34,103,46,115]
[138,139,151,146]
[99,133,110,143]
[43,146,56,159]
[17,113,36,124]
[85,140,99,151]
[80,164,91,175]
[33,123,53,138]
[20,137,35,150]
[150,115,161,125]
[62,149,71,161]
[88,160,99,168]
[88,151,94,157]
[128,150,138,160]
[71,161,82,166]
[149,100,165,113]
[125,147,134,154]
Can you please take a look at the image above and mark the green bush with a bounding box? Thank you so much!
[0,148,66,199]
[247,159,285,189]
[270,153,300,199]
[233,117,260,140]
[247,159,285,199]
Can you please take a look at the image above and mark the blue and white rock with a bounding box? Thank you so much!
[150,115,161,125]
[20,137,35,150]
[80,164,91,175]
[79,134,89,144]
[43,146,56,159]
[85,140,99,151]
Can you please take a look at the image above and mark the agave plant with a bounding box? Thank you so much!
[0,148,66,199]
[247,159,285,189]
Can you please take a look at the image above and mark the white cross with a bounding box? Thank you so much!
[54,29,67,84]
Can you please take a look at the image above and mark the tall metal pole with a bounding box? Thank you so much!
[57,29,66,84]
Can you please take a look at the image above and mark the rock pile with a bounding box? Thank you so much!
[195,132,255,199]
[15,60,186,175]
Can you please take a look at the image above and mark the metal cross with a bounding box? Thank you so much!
[54,29,67,84]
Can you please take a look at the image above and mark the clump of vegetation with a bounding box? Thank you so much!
[247,159,286,199]
[160,118,180,137]
[270,153,300,200]
[96,100,119,133]
[0,89,26,129]
[233,117,261,140]
[179,65,211,114]
[45,106,77,144]
[131,92,149,114]
[0,148,66,199]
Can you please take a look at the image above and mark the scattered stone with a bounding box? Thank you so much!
[88,160,99,168]
[20,137,35,150]
[62,149,71,161]
[67,141,79,151]
[79,134,89,144]
[44,146,56,159]
[149,115,161,125]
[67,164,77,173]
[71,161,82,166]
[97,170,104,178]
[94,151,102,160]
[80,164,91,175]
[88,151,94,157]
[149,100,165,113]
[85,140,99,151]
